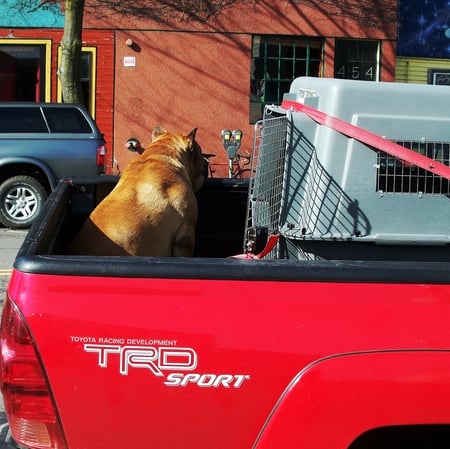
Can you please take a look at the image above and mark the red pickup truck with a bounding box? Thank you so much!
[1,78,450,449]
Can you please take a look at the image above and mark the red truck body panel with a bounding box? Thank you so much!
[255,351,450,449]
[8,269,450,449]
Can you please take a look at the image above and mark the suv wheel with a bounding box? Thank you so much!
[0,176,47,229]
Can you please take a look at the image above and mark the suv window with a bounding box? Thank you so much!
[43,107,93,133]
[0,107,49,133]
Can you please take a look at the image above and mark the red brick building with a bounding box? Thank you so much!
[1,1,397,176]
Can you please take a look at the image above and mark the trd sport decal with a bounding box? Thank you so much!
[71,337,251,388]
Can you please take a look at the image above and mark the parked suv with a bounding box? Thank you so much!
[0,103,106,228]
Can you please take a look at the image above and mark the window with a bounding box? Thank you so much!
[0,39,51,102]
[0,107,48,133]
[334,39,379,81]
[250,36,323,123]
[80,50,96,113]
[427,69,450,85]
[57,47,97,117]
[43,107,93,133]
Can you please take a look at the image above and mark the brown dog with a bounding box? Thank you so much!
[67,127,208,256]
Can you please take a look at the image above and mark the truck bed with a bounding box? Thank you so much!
[14,176,450,283]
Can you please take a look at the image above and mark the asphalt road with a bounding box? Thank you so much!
[0,227,28,444]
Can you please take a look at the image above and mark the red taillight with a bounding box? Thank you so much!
[0,296,68,449]
[96,144,107,169]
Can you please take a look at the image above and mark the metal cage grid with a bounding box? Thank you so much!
[377,140,450,195]
[245,114,287,248]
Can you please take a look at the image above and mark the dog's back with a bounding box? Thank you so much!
[67,128,208,256]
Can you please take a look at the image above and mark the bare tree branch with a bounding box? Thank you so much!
[84,0,255,23]
[12,0,395,26]
[285,0,397,28]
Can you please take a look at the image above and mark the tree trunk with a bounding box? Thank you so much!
[58,0,85,104]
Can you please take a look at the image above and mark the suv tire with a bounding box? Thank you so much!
[0,176,47,229]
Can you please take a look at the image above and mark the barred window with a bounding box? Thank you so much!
[250,36,324,123]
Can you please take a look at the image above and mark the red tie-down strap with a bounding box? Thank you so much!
[281,99,450,181]
[231,234,280,259]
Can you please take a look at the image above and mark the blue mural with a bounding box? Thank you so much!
[398,0,450,58]
[0,0,64,28]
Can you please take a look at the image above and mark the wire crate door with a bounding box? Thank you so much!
[246,114,287,236]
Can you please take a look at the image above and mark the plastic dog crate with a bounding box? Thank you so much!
[247,77,450,261]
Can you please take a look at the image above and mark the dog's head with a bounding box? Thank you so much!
[149,127,208,192]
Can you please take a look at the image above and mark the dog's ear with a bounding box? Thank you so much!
[151,126,167,141]
[187,128,198,148]
[187,128,198,153]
